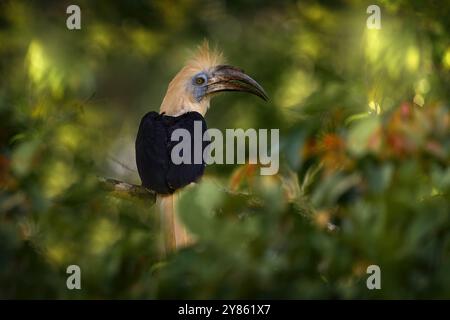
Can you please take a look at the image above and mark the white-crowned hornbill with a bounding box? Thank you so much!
[135,43,268,252]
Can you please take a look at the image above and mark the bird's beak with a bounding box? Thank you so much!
[206,65,268,101]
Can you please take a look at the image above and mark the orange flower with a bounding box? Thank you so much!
[318,134,352,171]
[229,163,258,191]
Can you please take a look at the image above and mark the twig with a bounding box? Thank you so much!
[98,177,156,203]
[107,155,137,173]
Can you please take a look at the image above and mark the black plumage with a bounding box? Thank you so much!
[135,111,209,194]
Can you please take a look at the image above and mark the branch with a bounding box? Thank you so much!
[98,177,156,203]
[107,155,138,173]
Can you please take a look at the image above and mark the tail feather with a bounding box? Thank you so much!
[157,193,192,254]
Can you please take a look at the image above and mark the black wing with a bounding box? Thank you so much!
[135,111,208,194]
[135,111,171,193]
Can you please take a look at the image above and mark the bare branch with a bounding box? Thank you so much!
[98,177,156,203]
[107,155,137,173]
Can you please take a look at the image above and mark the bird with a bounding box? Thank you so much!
[135,42,268,253]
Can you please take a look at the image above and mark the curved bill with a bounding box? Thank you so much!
[206,65,269,101]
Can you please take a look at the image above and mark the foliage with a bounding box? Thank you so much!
[0,0,449,298]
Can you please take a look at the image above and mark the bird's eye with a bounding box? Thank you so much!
[195,76,205,85]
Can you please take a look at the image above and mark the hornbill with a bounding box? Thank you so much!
[135,43,268,253]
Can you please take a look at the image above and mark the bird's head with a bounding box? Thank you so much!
[160,42,268,116]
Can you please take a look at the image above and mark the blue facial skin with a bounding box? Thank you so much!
[191,72,208,102]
